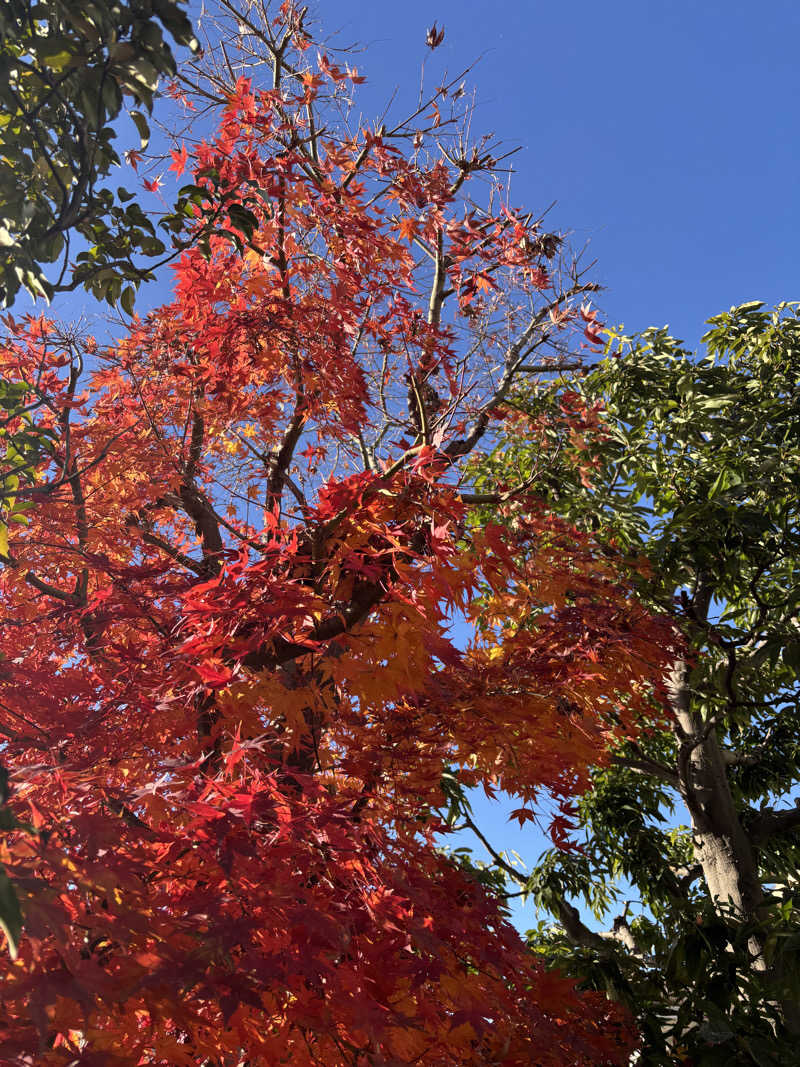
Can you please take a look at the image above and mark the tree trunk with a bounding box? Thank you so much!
[668,660,766,965]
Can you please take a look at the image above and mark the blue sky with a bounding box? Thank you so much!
[328,0,799,351]
[30,0,799,933]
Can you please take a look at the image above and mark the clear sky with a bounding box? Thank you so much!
[31,0,800,933]
[326,0,799,351]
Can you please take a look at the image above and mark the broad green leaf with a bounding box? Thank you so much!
[0,869,21,960]
[129,109,150,150]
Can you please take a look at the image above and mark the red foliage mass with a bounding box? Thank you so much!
[0,17,674,1064]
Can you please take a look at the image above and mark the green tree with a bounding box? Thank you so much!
[0,0,196,306]
[472,301,800,1063]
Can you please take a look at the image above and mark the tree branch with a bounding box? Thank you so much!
[751,801,800,845]
[444,283,596,462]
[611,754,680,788]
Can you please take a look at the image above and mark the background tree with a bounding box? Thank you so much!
[0,0,197,306]
[0,4,673,1061]
[473,301,800,1063]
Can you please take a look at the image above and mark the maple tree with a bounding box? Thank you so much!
[0,4,673,1062]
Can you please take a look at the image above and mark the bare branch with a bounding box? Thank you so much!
[24,570,77,603]
[444,283,597,462]
[126,515,207,577]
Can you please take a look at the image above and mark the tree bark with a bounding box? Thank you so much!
[668,660,766,966]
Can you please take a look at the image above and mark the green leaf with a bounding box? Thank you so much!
[120,285,136,316]
[0,868,21,960]
[0,0,196,307]
[34,36,77,72]
[129,109,150,150]
[476,300,800,1059]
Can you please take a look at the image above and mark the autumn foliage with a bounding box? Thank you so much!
[0,8,672,1063]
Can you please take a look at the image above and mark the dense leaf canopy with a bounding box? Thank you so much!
[477,302,800,1062]
[0,0,196,305]
[0,7,673,1062]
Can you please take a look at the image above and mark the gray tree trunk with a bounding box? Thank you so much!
[668,660,764,939]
